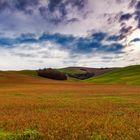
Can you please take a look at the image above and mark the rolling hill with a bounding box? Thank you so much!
[58,67,114,76]
[85,65,140,85]
[0,65,140,85]
[8,67,114,81]
[58,67,114,80]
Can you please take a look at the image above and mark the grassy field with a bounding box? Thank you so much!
[0,70,140,140]
[86,65,140,85]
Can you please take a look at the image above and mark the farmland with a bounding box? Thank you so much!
[0,70,140,140]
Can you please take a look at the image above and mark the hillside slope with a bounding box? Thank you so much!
[10,70,37,77]
[0,71,56,85]
[58,67,114,75]
[9,67,114,81]
[85,65,140,85]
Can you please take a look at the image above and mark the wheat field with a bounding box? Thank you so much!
[0,72,140,139]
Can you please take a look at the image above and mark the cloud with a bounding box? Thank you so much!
[136,1,140,9]
[0,0,137,37]
[0,40,138,70]
[39,0,88,25]
[134,1,140,27]
[0,0,140,69]
[120,13,132,21]
[120,26,133,34]
[129,0,137,8]
[0,0,39,12]
[130,38,140,42]
[0,32,124,54]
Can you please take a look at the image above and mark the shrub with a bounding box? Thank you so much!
[37,68,67,80]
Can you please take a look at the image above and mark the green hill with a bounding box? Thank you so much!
[85,65,140,85]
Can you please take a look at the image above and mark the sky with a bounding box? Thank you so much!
[0,0,140,70]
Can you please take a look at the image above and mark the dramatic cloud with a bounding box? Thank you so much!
[0,32,124,54]
[130,38,140,42]
[0,0,140,70]
[120,13,132,21]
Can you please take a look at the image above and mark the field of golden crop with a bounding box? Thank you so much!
[0,72,140,140]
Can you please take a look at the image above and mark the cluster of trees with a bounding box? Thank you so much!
[68,73,95,80]
[37,68,67,80]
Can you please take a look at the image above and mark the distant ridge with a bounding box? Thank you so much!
[58,67,115,79]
